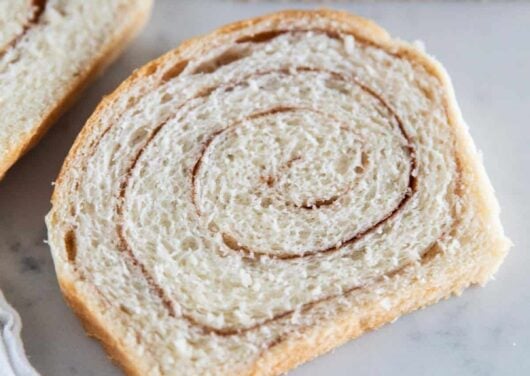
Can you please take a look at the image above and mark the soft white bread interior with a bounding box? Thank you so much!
[0,0,153,179]
[46,10,510,376]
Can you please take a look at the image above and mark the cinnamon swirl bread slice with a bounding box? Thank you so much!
[0,0,152,179]
[46,10,510,376]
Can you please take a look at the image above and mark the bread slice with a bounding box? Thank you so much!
[46,9,510,375]
[0,0,153,180]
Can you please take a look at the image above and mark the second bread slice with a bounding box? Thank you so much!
[0,0,153,179]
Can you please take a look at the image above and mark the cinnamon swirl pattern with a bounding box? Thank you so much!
[47,10,509,376]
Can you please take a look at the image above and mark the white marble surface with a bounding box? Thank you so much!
[0,1,529,375]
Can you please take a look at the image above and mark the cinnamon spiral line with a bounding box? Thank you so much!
[60,27,458,339]
[0,0,47,58]
[188,76,416,260]
[111,67,427,336]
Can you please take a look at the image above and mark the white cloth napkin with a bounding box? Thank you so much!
[0,291,39,376]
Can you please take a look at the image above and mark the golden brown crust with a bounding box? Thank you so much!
[58,278,144,376]
[49,9,510,376]
[248,265,475,376]
[0,1,153,180]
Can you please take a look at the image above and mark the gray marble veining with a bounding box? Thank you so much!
[0,1,529,375]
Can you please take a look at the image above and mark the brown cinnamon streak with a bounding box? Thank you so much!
[0,0,47,58]
[297,196,340,209]
[189,75,416,260]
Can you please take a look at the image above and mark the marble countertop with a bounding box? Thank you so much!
[0,1,529,375]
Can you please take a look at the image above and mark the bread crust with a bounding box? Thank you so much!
[49,9,510,375]
[0,0,153,180]
[249,271,474,375]
[58,278,144,376]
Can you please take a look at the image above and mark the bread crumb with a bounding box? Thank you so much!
[343,35,355,55]
[380,298,392,311]
[413,40,426,52]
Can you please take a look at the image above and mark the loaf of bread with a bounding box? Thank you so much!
[46,10,510,375]
[0,0,152,179]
